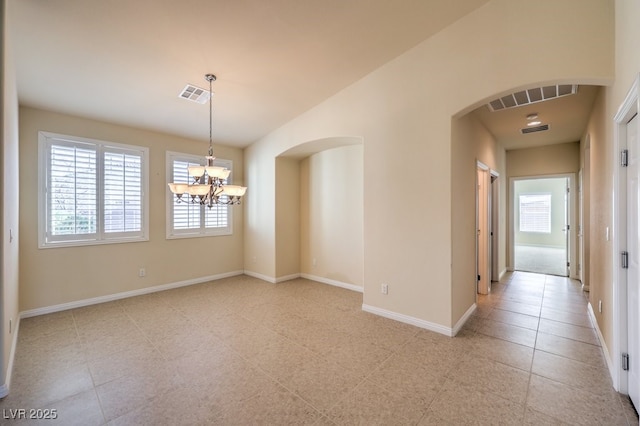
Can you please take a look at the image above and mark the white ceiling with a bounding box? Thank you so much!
[10,0,492,148]
[11,1,598,151]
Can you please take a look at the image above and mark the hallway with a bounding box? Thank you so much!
[466,271,638,424]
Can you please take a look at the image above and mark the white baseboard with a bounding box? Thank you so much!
[0,315,20,398]
[588,302,615,386]
[452,303,477,336]
[241,271,364,293]
[275,273,301,283]
[499,268,508,281]
[20,271,244,319]
[362,304,453,336]
[242,270,277,283]
[300,274,363,293]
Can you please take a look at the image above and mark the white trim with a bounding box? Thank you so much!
[20,271,244,318]
[242,270,277,283]
[499,268,508,281]
[300,273,364,293]
[0,316,21,398]
[453,303,477,336]
[362,304,453,336]
[588,302,615,385]
[612,72,640,394]
[38,131,150,249]
[275,273,301,283]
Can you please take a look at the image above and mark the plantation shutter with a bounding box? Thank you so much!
[167,152,232,237]
[48,143,97,237]
[104,150,143,234]
[172,159,201,229]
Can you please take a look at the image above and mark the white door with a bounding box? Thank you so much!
[626,113,639,410]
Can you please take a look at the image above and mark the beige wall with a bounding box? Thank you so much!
[275,157,300,279]
[584,0,640,366]
[583,87,610,347]
[507,143,580,178]
[451,114,506,326]
[1,0,20,395]
[244,0,613,330]
[300,145,364,288]
[19,107,245,311]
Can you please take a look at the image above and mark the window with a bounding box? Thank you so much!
[166,151,232,238]
[38,132,149,248]
[519,194,551,233]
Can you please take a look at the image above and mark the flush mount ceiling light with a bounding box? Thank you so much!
[526,113,541,126]
[168,74,247,205]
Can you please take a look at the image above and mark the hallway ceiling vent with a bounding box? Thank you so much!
[488,85,578,112]
[520,124,550,134]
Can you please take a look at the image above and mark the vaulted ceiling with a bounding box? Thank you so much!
[10,0,595,150]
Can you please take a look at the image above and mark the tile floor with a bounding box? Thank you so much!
[0,272,638,425]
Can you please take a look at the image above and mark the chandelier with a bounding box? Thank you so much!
[168,74,247,206]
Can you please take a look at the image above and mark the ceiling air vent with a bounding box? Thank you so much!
[521,124,550,134]
[488,85,578,111]
[178,84,211,104]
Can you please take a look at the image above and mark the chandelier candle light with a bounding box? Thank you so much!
[168,74,247,206]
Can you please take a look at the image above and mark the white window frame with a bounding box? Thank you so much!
[519,193,552,234]
[38,131,149,248]
[166,151,233,239]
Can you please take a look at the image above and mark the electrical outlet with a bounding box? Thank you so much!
[139,268,146,278]
[381,283,389,295]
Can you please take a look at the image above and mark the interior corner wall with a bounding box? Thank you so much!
[275,157,300,279]
[299,145,364,288]
[451,114,506,327]
[244,0,613,331]
[18,107,245,312]
[244,141,276,279]
[1,0,20,396]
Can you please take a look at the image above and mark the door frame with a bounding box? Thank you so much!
[612,73,639,394]
[508,174,577,278]
[476,161,499,294]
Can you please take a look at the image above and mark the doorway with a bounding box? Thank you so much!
[476,162,499,294]
[511,176,574,277]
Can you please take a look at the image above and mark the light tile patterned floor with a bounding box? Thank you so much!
[0,272,638,425]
